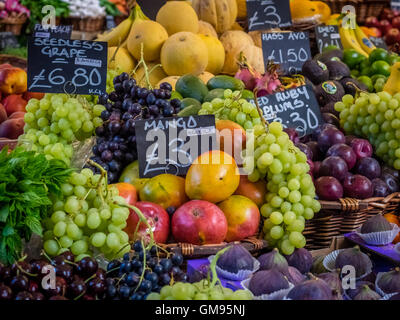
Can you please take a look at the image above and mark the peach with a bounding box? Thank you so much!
[0,118,24,139]
[0,104,7,124]
[3,94,27,116]
[234,175,267,207]
[23,92,45,101]
[0,67,27,95]
[9,112,26,119]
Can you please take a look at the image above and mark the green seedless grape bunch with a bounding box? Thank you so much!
[42,168,131,261]
[335,91,400,170]
[199,90,320,255]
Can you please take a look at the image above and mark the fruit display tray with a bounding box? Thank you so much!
[344,232,400,265]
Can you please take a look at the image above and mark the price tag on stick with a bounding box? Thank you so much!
[135,115,217,178]
[27,37,108,95]
[315,25,343,53]
[33,24,72,39]
[250,85,323,136]
[246,0,292,31]
[261,31,312,75]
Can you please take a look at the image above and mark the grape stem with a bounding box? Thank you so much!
[208,246,229,289]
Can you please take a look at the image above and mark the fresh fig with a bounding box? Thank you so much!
[287,278,333,300]
[248,269,290,296]
[335,246,372,278]
[216,244,254,274]
[376,268,400,294]
[318,271,342,299]
[285,266,305,285]
[346,281,375,300]
[353,285,381,300]
[311,255,327,274]
[284,248,313,274]
[361,215,393,234]
[258,248,288,273]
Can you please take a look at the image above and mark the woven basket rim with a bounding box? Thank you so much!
[0,15,27,24]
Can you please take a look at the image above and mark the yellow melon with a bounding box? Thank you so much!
[156,76,180,90]
[161,32,208,76]
[107,47,135,74]
[219,30,254,75]
[249,31,262,48]
[127,20,168,62]
[156,1,199,35]
[198,20,218,38]
[198,71,215,84]
[198,34,225,75]
[134,62,168,88]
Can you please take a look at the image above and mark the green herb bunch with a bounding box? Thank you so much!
[0,147,73,265]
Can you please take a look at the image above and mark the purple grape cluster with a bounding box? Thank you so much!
[89,72,182,183]
[105,241,186,300]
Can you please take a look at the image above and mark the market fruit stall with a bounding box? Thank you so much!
[0,0,400,302]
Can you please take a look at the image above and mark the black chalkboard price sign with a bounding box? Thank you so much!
[315,25,343,53]
[33,24,72,39]
[370,36,389,50]
[250,85,323,136]
[135,115,217,178]
[261,31,312,75]
[27,37,108,95]
[137,0,167,20]
[246,0,292,31]
[106,16,117,30]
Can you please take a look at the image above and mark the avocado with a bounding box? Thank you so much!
[175,75,208,102]
[180,98,202,110]
[325,60,351,81]
[207,75,245,91]
[177,104,202,117]
[314,80,345,107]
[204,88,225,102]
[302,59,329,85]
[315,49,344,65]
[340,77,368,96]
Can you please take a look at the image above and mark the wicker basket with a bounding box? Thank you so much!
[0,54,27,69]
[159,237,268,259]
[321,0,390,24]
[305,193,400,250]
[0,15,27,35]
[79,17,105,32]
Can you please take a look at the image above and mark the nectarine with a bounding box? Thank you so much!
[3,95,27,116]
[0,104,7,124]
[0,67,27,95]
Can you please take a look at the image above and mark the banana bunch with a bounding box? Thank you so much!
[338,17,376,57]
[96,4,148,48]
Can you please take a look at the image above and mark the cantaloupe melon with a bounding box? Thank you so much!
[156,1,199,35]
[219,30,254,75]
[199,34,225,75]
[161,32,208,76]
[249,31,262,48]
[156,76,180,90]
[108,47,135,74]
[127,20,168,62]
[198,20,218,38]
[134,62,168,88]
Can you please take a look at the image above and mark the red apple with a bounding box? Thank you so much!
[125,201,170,243]
[218,195,260,242]
[365,16,380,28]
[2,94,27,117]
[392,17,400,30]
[0,118,24,139]
[385,28,400,45]
[379,20,392,35]
[172,200,227,245]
